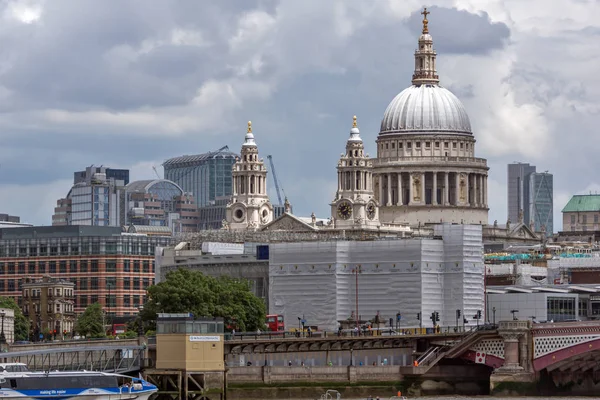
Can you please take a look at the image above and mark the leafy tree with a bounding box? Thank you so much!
[75,303,105,338]
[144,269,267,332]
[0,296,29,341]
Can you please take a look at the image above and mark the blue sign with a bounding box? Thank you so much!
[39,333,43,339]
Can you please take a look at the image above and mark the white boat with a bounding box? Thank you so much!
[0,362,158,399]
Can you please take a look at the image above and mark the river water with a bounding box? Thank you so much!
[342,398,596,400]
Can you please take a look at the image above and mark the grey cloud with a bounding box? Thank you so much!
[407,6,510,55]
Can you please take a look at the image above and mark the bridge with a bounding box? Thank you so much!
[222,321,600,394]
[1,338,148,374]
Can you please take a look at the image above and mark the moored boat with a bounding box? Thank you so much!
[0,362,158,399]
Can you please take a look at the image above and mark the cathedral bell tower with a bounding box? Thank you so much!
[226,121,274,230]
[331,116,380,229]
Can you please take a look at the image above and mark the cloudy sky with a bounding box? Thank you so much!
[0,0,597,231]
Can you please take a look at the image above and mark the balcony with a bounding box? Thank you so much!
[373,156,488,168]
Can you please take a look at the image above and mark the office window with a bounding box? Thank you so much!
[71,245,79,255]
[59,261,67,273]
[50,246,58,256]
[18,262,25,275]
[105,277,117,289]
[143,278,150,289]
[28,262,36,274]
[133,295,140,307]
[39,262,46,273]
[39,245,47,255]
[29,246,37,256]
[91,295,98,304]
[152,261,155,273]
[79,278,88,290]
[8,246,16,257]
[106,260,117,273]
[8,263,14,274]
[91,277,99,290]
[547,297,576,322]
[8,279,15,292]
[123,278,130,290]
[134,260,140,273]
[91,243,100,254]
[70,260,77,273]
[0,263,4,274]
[123,260,130,272]
[91,260,99,273]
[0,280,4,291]
[123,296,131,307]
[60,245,69,255]
[133,278,140,290]
[143,261,150,273]
[80,295,88,308]
[19,247,27,256]
[80,261,87,273]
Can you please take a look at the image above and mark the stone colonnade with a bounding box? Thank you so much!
[233,175,267,196]
[374,171,487,207]
[337,170,374,192]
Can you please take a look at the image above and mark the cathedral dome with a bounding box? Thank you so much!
[379,85,472,135]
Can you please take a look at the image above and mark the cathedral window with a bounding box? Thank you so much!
[444,142,449,148]
[435,142,440,148]
[460,143,464,149]
[452,142,457,148]
[407,142,412,149]
[399,142,403,149]
[391,142,395,149]
[425,141,430,148]
[415,141,421,148]
[385,143,389,149]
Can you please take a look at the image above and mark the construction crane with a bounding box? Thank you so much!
[267,155,285,205]
[152,166,162,179]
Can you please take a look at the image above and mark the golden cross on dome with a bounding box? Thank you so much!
[421,7,430,34]
[247,120,252,133]
[352,115,357,128]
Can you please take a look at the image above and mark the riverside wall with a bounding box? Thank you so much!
[226,365,490,399]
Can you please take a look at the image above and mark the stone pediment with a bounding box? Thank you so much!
[260,213,318,232]
[509,223,538,240]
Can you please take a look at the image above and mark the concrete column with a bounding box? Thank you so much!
[420,172,425,204]
[502,336,522,370]
[386,174,392,206]
[432,172,438,205]
[465,174,470,206]
[473,173,478,207]
[483,175,488,207]
[397,173,403,205]
[378,175,384,204]
[338,172,341,191]
[455,173,460,206]
[444,172,449,205]
[233,176,237,195]
[409,174,414,205]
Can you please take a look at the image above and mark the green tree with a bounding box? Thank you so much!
[144,269,266,332]
[0,296,29,341]
[75,303,105,338]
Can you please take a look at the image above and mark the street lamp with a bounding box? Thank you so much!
[297,316,301,338]
[492,307,496,325]
[138,305,144,337]
[0,310,6,344]
[510,309,519,320]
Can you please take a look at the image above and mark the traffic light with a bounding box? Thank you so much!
[417,312,421,320]
[430,312,435,322]
[456,309,461,319]
[477,310,482,319]
[435,311,440,322]
[63,330,67,335]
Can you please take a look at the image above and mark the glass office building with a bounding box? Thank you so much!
[163,147,238,207]
[507,163,553,233]
[528,172,553,234]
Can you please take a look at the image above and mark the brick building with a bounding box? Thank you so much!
[0,226,172,317]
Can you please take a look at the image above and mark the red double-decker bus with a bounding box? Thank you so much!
[266,314,284,332]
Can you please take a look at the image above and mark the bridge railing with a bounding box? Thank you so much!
[227,324,492,341]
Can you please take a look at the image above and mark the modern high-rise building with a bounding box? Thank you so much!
[52,166,129,227]
[507,163,553,233]
[163,146,238,207]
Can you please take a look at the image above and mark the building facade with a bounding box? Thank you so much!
[52,166,129,227]
[125,179,199,232]
[0,214,31,229]
[0,226,172,316]
[562,194,600,232]
[163,146,238,207]
[21,276,75,339]
[269,224,484,331]
[507,163,553,233]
